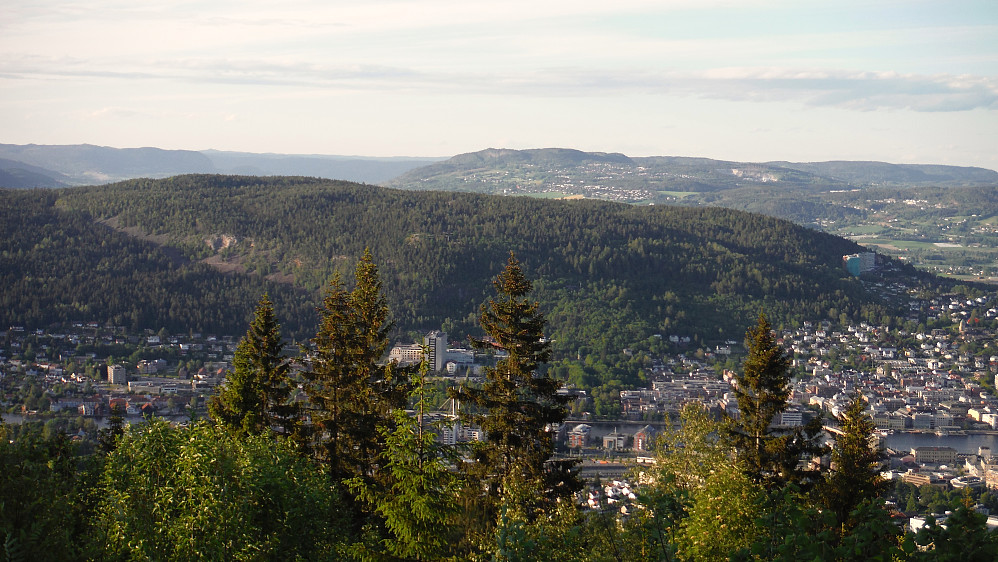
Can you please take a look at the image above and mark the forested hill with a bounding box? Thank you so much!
[3,175,934,353]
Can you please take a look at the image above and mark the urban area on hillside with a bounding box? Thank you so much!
[5,253,998,534]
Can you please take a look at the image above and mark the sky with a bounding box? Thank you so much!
[2,0,997,168]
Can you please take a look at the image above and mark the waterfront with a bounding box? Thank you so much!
[884,432,998,455]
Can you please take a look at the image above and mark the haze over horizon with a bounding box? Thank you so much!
[2,0,996,169]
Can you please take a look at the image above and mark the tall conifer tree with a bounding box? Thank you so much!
[725,312,824,489]
[349,354,460,560]
[303,273,371,479]
[820,392,888,526]
[451,253,574,512]
[208,294,296,438]
[302,250,403,481]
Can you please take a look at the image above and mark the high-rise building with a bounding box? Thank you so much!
[108,364,127,385]
[424,330,447,372]
[843,252,876,277]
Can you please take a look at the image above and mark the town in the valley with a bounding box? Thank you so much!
[4,262,998,532]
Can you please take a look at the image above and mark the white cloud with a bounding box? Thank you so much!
[1,0,995,166]
[4,47,995,113]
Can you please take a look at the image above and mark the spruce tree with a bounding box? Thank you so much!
[302,273,371,479]
[208,294,295,438]
[351,249,409,426]
[349,354,460,560]
[820,392,889,526]
[450,253,574,511]
[98,404,125,454]
[302,250,404,481]
[725,312,824,489]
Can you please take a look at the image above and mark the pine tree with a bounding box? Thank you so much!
[725,312,824,489]
[349,354,460,560]
[98,404,125,454]
[302,250,404,480]
[820,392,889,526]
[208,294,296,438]
[351,249,409,426]
[450,253,574,511]
[302,273,371,479]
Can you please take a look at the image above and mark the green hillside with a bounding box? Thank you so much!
[2,175,936,355]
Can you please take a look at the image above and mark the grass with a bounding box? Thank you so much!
[840,224,886,235]
[655,190,697,199]
[859,239,943,251]
[524,192,572,199]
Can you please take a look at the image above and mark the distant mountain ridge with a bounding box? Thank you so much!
[0,144,443,187]
[0,157,72,188]
[389,148,998,197]
[2,143,994,190]
[766,160,998,186]
[0,144,214,185]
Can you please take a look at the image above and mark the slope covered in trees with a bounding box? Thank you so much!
[0,188,315,336]
[2,175,936,352]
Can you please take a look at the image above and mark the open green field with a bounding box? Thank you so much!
[524,191,572,199]
[854,239,943,251]
[656,190,698,199]
[839,225,887,235]
[936,273,998,284]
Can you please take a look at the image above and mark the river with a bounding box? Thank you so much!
[883,432,998,455]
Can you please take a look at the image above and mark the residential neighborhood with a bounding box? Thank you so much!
[4,289,998,524]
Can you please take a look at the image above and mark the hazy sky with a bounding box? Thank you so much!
[3,0,997,168]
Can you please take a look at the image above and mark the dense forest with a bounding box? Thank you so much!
[2,175,936,352]
[0,188,314,336]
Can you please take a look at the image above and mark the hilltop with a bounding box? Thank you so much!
[387,147,998,202]
[5,144,996,280]
[1,175,948,356]
[387,148,998,279]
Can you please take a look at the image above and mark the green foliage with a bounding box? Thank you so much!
[908,503,998,561]
[724,313,825,490]
[733,492,903,562]
[3,176,925,361]
[348,358,460,560]
[302,273,377,479]
[96,405,125,454]
[302,253,407,481]
[208,293,298,438]
[641,403,763,561]
[0,187,314,338]
[818,392,889,527]
[491,501,623,562]
[0,426,87,561]
[675,462,765,561]
[94,419,343,561]
[451,254,574,514]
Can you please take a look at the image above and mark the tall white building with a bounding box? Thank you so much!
[424,331,447,372]
[108,364,127,385]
